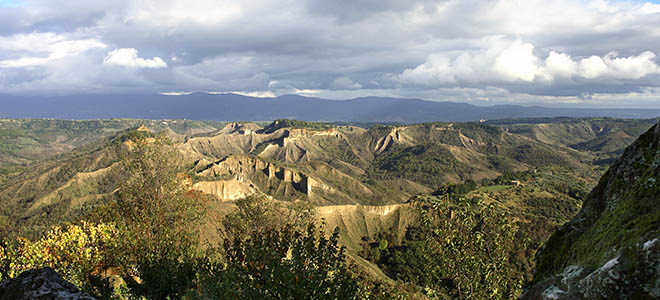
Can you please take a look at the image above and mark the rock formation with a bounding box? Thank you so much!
[0,267,96,300]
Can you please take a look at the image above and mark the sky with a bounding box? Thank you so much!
[1,0,660,107]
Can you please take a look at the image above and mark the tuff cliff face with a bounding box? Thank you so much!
[194,154,376,205]
[523,121,660,299]
[198,155,310,196]
[193,179,256,202]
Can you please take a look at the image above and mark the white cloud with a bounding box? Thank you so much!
[494,40,539,82]
[160,91,194,96]
[0,57,50,68]
[2,0,660,105]
[396,54,455,85]
[603,51,659,79]
[0,32,106,68]
[121,0,243,30]
[397,39,660,87]
[543,52,577,79]
[578,56,608,79]
[293,89,321,96]
[103,48,167,69]
[221,90,276,98]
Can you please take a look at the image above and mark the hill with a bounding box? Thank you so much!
[0,119,229,185]
[522,120,660,299]
[496,117,659,165]
[1,117,659,298]
[1,118,655,237]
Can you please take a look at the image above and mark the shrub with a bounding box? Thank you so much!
[378,197,527,299]
[0,221,118,291]
[200,224,363,300]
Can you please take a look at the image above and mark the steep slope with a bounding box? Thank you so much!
[318,204,419,252]
[186,121,594,203]
[0,120,597,216]
[192,154,417,206]
[0,126,207,238]
[0,135,123,238]
[523,120,660,299]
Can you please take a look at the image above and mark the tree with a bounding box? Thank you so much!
[106,138,208,299]
[221,193,316,240]
[0,221,119,295]
[380,196,526,299]
[197,193,362,299]
[431,200,524,299]
[200,224,363,300]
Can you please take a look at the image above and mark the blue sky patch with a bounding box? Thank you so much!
[0,0,24,8]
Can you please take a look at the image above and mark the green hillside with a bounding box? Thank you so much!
[0,119,227,185]
[522,120,660,299]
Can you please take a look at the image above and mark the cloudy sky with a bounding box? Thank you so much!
[1,0,660,107]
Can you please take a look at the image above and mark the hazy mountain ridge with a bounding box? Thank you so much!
[2,93,660,122]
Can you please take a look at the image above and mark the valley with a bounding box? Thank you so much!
[1,116,659,299]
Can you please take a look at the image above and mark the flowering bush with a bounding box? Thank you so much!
[0,221,118,289]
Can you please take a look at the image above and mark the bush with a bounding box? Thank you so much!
[222,194,316,241]
[0,221,118,293]
[378,197,526,299]
[199,224,363,300]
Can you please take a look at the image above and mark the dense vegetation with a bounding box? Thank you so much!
[534,122,660,280]
[368,144,474,188]
[361,195,526,299]
[357,165,599,297]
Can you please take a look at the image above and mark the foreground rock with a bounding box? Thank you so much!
[523,238,660,299]
[0,267,96,300]
[522,120,660,299]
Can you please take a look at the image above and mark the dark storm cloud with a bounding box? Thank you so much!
[304,0,441,22]
[1,0,660,106]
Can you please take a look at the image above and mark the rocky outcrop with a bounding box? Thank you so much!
[0,267,96,300]
[523,120,660,299]
[217,122,261,135]
[195,155,380,205]
[193,178,256,201]
[198,155,311,199]
[374,127,412,153]
[522,238,660,299]
[318,203,418,252]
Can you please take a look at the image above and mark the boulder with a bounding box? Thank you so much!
[522,237,660,299]
[0,267,96,300]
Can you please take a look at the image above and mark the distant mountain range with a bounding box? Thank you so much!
[2,93,660,122]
